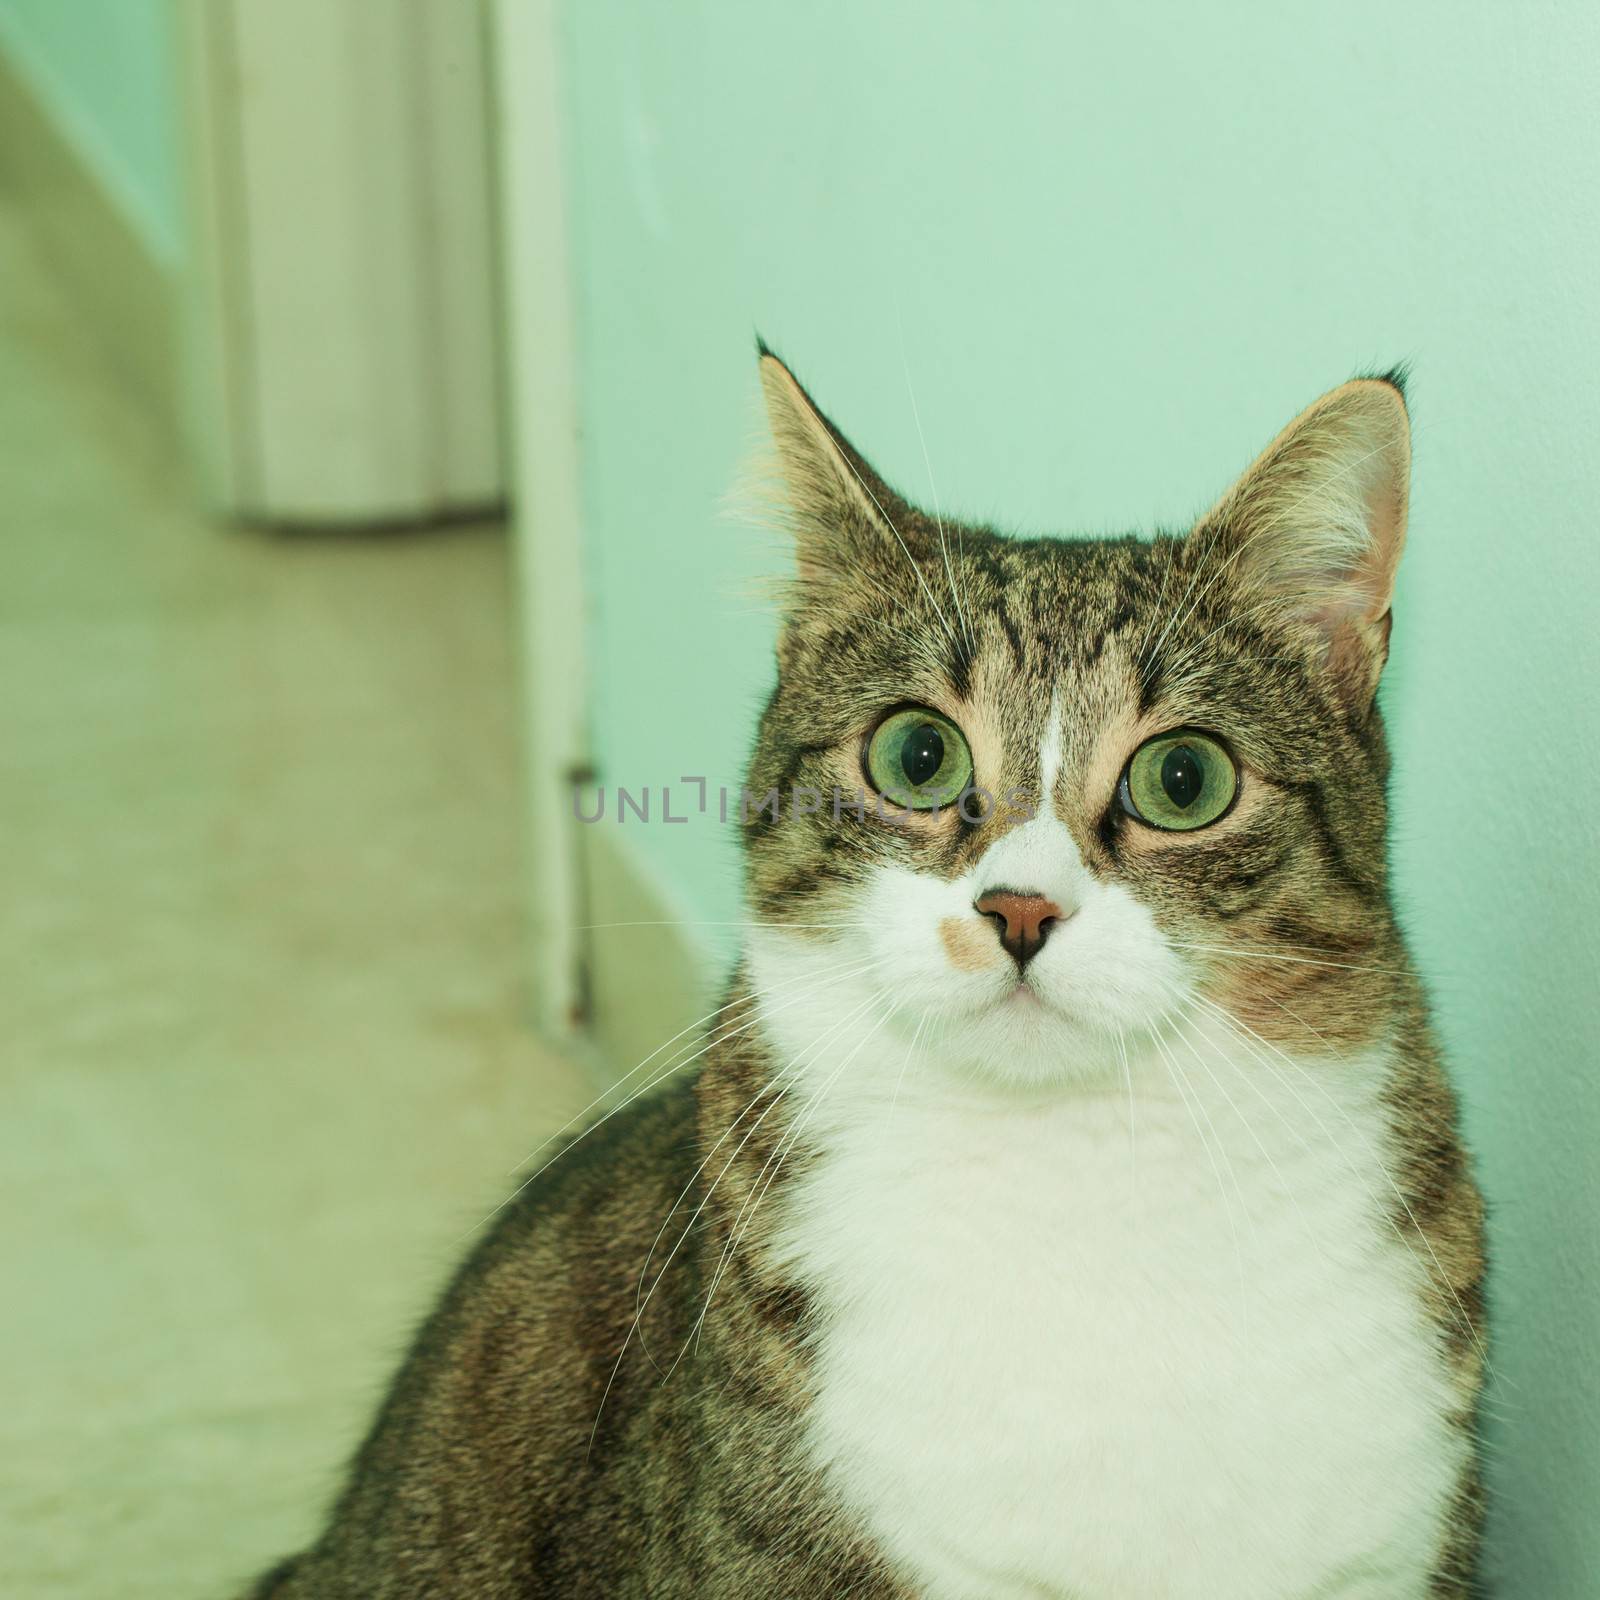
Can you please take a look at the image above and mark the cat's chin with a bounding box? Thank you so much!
[934,986,1137,1090]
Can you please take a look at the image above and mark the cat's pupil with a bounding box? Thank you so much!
[900,723,945,787]
[1161,745,1204,809]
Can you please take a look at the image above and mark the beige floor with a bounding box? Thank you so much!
[0,199,594,1595]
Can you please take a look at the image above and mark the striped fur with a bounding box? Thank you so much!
[244,355,1485,1598]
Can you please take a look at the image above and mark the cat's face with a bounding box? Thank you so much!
[743,353,1411,1086]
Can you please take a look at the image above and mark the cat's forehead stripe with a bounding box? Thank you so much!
[1039,686,1065,813]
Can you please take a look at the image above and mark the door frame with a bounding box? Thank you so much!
[491,0,590,1037]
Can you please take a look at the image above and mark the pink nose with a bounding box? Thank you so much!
[973,889,1062,968]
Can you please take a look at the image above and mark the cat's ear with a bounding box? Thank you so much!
[756,344,914,580]
[1200,374,1411,708]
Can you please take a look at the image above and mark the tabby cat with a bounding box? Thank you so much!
[246,349,1486,1598]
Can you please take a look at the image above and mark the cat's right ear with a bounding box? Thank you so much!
[756,344,913,583]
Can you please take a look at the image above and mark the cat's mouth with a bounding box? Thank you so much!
[995,978,1070,1022]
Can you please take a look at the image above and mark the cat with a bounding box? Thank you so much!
[244,347,1487,1598]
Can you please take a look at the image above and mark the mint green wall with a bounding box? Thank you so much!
[562,4,1598,1591]
[0,0,182,262]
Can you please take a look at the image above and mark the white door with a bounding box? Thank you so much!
[179,0,504,526]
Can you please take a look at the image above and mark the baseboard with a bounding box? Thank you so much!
[0,47,178,429]
[580,826,723,1093]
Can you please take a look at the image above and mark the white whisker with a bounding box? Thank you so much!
[633,989,885,1376]
[896,302,974,651]
[1115,1027,1138,1221]
[677,997,897,1370]
[880,1004,931,1147]
[832,434,962,652]
[1169,1003,1330,1270]
[581,919,867,931]
[1150,1023,1252,1337]
[1130,536,1180,670]
[1189,993,1494,1385]
[468,955,882,1244]
[590,990,882,1452]
[1169,939,1403,977]
[506,948,876,1177]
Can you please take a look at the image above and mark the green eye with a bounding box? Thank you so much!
[1120,730,1238,831]
[865,707,974,810]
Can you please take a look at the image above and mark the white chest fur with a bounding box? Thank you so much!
[765,1014,1465,1600]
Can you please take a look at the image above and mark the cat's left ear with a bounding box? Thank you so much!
[1200,374,1411,709]
[756,344,916,582]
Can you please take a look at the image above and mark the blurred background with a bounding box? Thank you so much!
[1,3,1594,1596]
